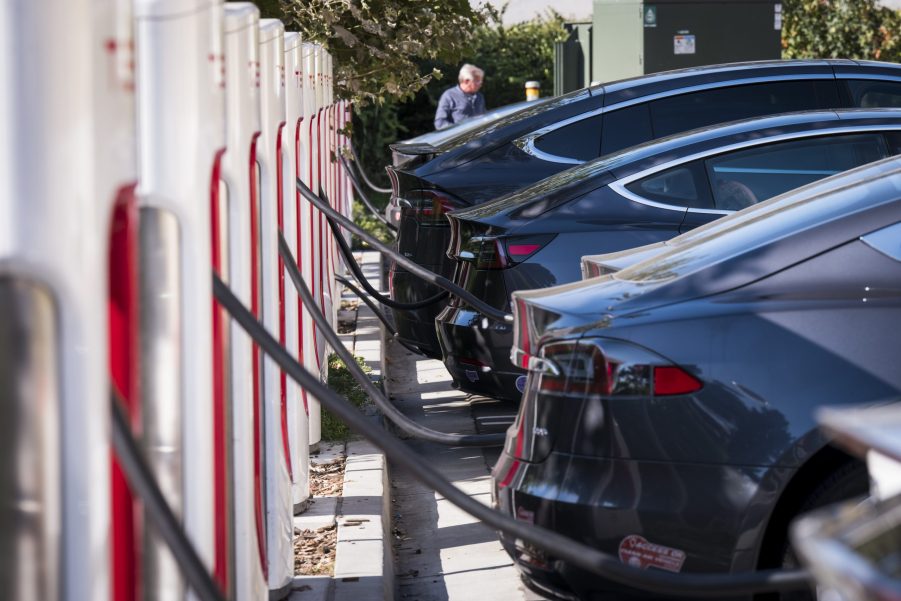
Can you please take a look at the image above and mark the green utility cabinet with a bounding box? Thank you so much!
[591,0,783,83]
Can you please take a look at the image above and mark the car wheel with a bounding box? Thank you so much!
[764,461,868,601]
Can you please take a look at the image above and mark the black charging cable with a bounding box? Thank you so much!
[334,273,426,357]
[280,233,505,446]
[213,272,814,597]
[110,391,227,601]
[298,178,512,324]
[339,154,397,233]
[350,144,392,194]
[326,208,448,310]
[335,273,401,337]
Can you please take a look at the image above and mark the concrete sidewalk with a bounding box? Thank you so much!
[290,251,393,600]
[383,334,547,600]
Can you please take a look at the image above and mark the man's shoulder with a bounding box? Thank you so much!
[439,86,462,101]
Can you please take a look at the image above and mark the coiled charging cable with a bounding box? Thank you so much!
[298,178,511,323]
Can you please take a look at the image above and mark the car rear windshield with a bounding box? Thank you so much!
[400,101,532,148]
[430,87,594,153]
[616,157,901,284]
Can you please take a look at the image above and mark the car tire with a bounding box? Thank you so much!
[762,460,868,601]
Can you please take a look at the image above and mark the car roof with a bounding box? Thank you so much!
[394,101,532,147]
[449,109,901,227]
[413,60,901,177]
[599,108,901,179]
[599,59,839,104]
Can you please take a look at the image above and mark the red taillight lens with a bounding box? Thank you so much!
[582,260,604,279]
[504,235,554,264]
[507,244,541,257]
[654,366,703,396]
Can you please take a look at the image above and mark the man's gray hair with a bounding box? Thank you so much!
[458,63,484,83]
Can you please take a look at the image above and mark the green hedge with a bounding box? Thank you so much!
[782,0,900,62]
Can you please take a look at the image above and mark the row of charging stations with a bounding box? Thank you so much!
[0,1,353,600]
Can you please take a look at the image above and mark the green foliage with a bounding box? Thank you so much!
[352,99,403,192]
[322,353,372,441]
[469,6,568,108]
[396,8,568,139]
[782,0,900,62]
[348,7,567,239]
[247,0,284,19]
[279,0,485,104]
[352,199,393,247]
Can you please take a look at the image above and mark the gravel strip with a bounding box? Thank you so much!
[295,455,347,576]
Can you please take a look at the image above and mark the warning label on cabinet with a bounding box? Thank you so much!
[674,34,696,55]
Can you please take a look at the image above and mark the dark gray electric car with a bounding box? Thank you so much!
[388,60,901,357]
[438,110,901,400]
[492,155,901,600]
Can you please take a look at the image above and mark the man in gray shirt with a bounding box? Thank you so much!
[434,64,486,130]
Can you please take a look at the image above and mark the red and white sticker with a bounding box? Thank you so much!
[618,535,686,573]
[515,506,535,524]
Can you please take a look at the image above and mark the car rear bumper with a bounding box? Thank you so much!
[435,304,525,400]
[491,450,767,601]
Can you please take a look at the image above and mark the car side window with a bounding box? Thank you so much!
[649,80,838,138]
[533,114,603,161]
[601,104,653,156]
[705,133,891,211]
[845,79,901,108]
[886,131,901,154]
[625,160,713,209]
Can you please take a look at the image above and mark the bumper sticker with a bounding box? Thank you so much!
[515,375,527,393]
[618,535,686,573]
[515,506,535,524]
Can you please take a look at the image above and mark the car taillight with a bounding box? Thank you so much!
[539,342,616,397]
[581,259,605,279]
[654,366,703,396]
[459,234,555,270]
[475,237,507,269]
[407,189,464,226]
[535,339,701,398]
[419,190,464,226]
[505,234,553,264]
